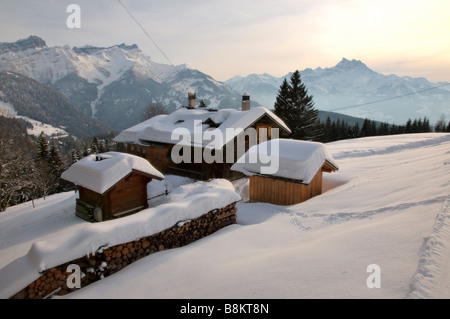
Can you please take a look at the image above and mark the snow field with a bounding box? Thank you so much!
[0,133,449,299]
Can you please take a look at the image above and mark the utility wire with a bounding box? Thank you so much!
[117,0,175,67]
[117,0,193,104]
[329,82,450,112]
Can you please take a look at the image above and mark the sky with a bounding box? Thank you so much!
[0,0,449,82]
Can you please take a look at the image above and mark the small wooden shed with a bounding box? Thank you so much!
[61,152,164,222]
[231,139,338,205]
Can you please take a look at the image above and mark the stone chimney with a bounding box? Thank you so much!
[188,92,196,109]
[241,93,250,111]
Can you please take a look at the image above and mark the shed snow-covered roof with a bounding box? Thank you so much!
[113,106,291,149]
[61,152,164,194]
[231,139,338,184]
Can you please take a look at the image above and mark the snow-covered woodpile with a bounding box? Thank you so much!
[10,202,237,299]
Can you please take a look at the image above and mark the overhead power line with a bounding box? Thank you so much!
[117,0,193,102]
[117,0,175,67]
[329,82,450,112]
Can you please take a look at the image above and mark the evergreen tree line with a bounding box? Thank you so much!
[0,116,118,211]
[273,69,450,143]
[319,116,449,143]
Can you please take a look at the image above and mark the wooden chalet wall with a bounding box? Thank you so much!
[77,171,153,221]
[249,169,323,205]
[125,113,290,181]
[107,173,152,218]
[127,144,172,174]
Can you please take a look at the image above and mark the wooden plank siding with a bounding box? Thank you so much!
[107,173,152,218]
[127,143,171,174]
[249,168,324,205]
[123,113,290,181]
[77,172,153,221]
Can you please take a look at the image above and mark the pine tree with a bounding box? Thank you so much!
[83,145,90,157]
[417,118,423,132]
[104,139,111,152]
[91,137,99,154]
[69,149,79,164]
[274,78,292,122]
[361,119,370,137]
[37,132,49,161]
[48,142,63,177]
[75,144,83,160]
[350,122,360,139]
[405,119,413,133]
[322,117,332,142]
[98,139,105,153]
[423,117,431,132]
[274,71,322,141]
[0,137,36,211]
[434,114,447,132]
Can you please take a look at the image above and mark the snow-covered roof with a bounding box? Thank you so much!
[61,152,164,194]
[231,139,338,184]
[113,106,291,149]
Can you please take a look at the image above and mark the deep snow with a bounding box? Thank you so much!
[231,139,338,182]
[1,133,449,299]
[61,152,164,194]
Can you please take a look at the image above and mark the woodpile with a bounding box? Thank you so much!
[10,202,237,299]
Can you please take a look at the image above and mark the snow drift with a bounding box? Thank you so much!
[0,179,240,299]
[1,133,450,299]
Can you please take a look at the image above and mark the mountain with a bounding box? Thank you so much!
[0,36,242,131]
[3,36,447,129]
[225,58,450,125]
[0,71,111,138]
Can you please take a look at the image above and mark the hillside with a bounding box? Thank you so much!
[226,58,450,125]
[0,36,242,130]
[1,133,449,300]
[0,71,111,138]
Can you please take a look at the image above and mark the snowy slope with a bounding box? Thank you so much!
[0,99,68,137]
[0,133,449,299]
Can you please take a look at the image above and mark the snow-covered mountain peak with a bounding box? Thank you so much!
[72,43,139,55]
[334,58,369,70]
[0,36,243,130]
[0,35,46,54]
[0,36,180,86]
[225,58,450,124]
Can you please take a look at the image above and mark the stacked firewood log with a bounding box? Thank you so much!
[11,202,237,299]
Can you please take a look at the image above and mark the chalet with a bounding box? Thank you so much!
[231,139,338,205]
[114,93,291,180]
[61,152,164,222]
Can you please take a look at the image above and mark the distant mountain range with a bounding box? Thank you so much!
[0,36,241,131]
[0,36,448,138]
[225,58,450,125]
